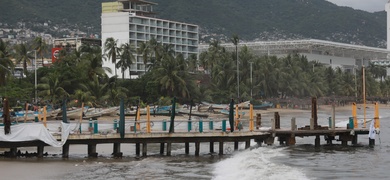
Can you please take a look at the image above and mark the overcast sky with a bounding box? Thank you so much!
[327,0,387,12]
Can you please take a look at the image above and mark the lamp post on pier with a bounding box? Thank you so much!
[250,61,253,99]
[354,66,357,102]
[28,50,37,104]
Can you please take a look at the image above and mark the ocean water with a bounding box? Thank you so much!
[0,106,389,180]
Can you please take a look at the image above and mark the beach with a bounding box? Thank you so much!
[94,103,388,123]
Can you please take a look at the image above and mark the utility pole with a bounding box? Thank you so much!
[236,46,239,101]
[354,66,357,101]
[34,50,37,104]
[29,50,38,104]
[250,61,253,99]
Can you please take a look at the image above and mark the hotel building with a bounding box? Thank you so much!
[101,0,199,78]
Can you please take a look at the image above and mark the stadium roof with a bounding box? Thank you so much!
[199,39,390,60]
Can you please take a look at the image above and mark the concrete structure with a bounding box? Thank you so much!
[101,0,199,78]
[199,39,390,72]
[386,0,390,52]
[53,37,101,50]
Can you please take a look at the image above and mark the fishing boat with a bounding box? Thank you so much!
[219,109,245,116]
[202,101,250,110]
[201,102,228,109]
[83,109,103,119]
[56,107,83,120]
[178,109,209,118]
[244,102,274,110]
[82,106,120,119]
[100,106,120,116]
[48,108,62,118]
[122,106,181,116]
[13,111,37,122]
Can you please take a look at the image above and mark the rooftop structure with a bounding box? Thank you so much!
[102,0,156,16]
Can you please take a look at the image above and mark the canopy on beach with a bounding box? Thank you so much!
[0,122,71,147]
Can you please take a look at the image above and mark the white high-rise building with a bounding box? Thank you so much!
[101,0,199,78]
[386,1,390,52]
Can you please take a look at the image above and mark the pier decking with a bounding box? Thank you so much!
[0,98,376,158]
[0,121,369,158]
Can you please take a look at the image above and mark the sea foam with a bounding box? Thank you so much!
[212,147,309,180]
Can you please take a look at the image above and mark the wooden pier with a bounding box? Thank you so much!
[0,123,369,158]
[0,97,375,158]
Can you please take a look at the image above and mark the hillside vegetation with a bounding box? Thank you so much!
[0,0,386,47]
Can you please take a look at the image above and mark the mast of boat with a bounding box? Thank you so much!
[363,65,367,128]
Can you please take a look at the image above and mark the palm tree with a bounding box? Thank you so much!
[33,37,48,65]
[77,45,111,80]
[137,41,150,72]
[153,54,190,98]
[72,89,93,107]
[0,39,13,86]
[38,72,69,104]
[104,37,120,76]
[78,76,109,107]
[117,43,135,80]
[14,43,32,78]
[187,54,198,72]
[148,38,163,63]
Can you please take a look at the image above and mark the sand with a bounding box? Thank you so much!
[92,103,388,122]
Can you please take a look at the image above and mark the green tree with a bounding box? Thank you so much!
[14,43,32,78]
[0,39,14,86]
[152,53,190,98]
[117,43,135,80]
[137,41,150,72]
[77,45,110,80]
[104,37,120,76]
[38,72,69,104]
[231,34,240,99]
[33,36,48,65]
[78,76,109,107]
[187,54,198,72]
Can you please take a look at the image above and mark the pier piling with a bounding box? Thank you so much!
[167,143,171,156]
[352,135,358,145]
[369,138,375,147]
[113,143,122,157]
[142,143,147,157]
[315,135,320,147]
[37,145,44,158]
[160,143,165,154]
[88,144,98,157]
[266,137,275,145]
[62,143,69,158]
[210,142,214,153]
[9,147,17,157]
[245,140,250,149]
[195,142,200,156]
[136,143,140,156]
[234,141,239,150]
[219,142,224,155]
[287,135,296,146]
[185,142,189,154]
